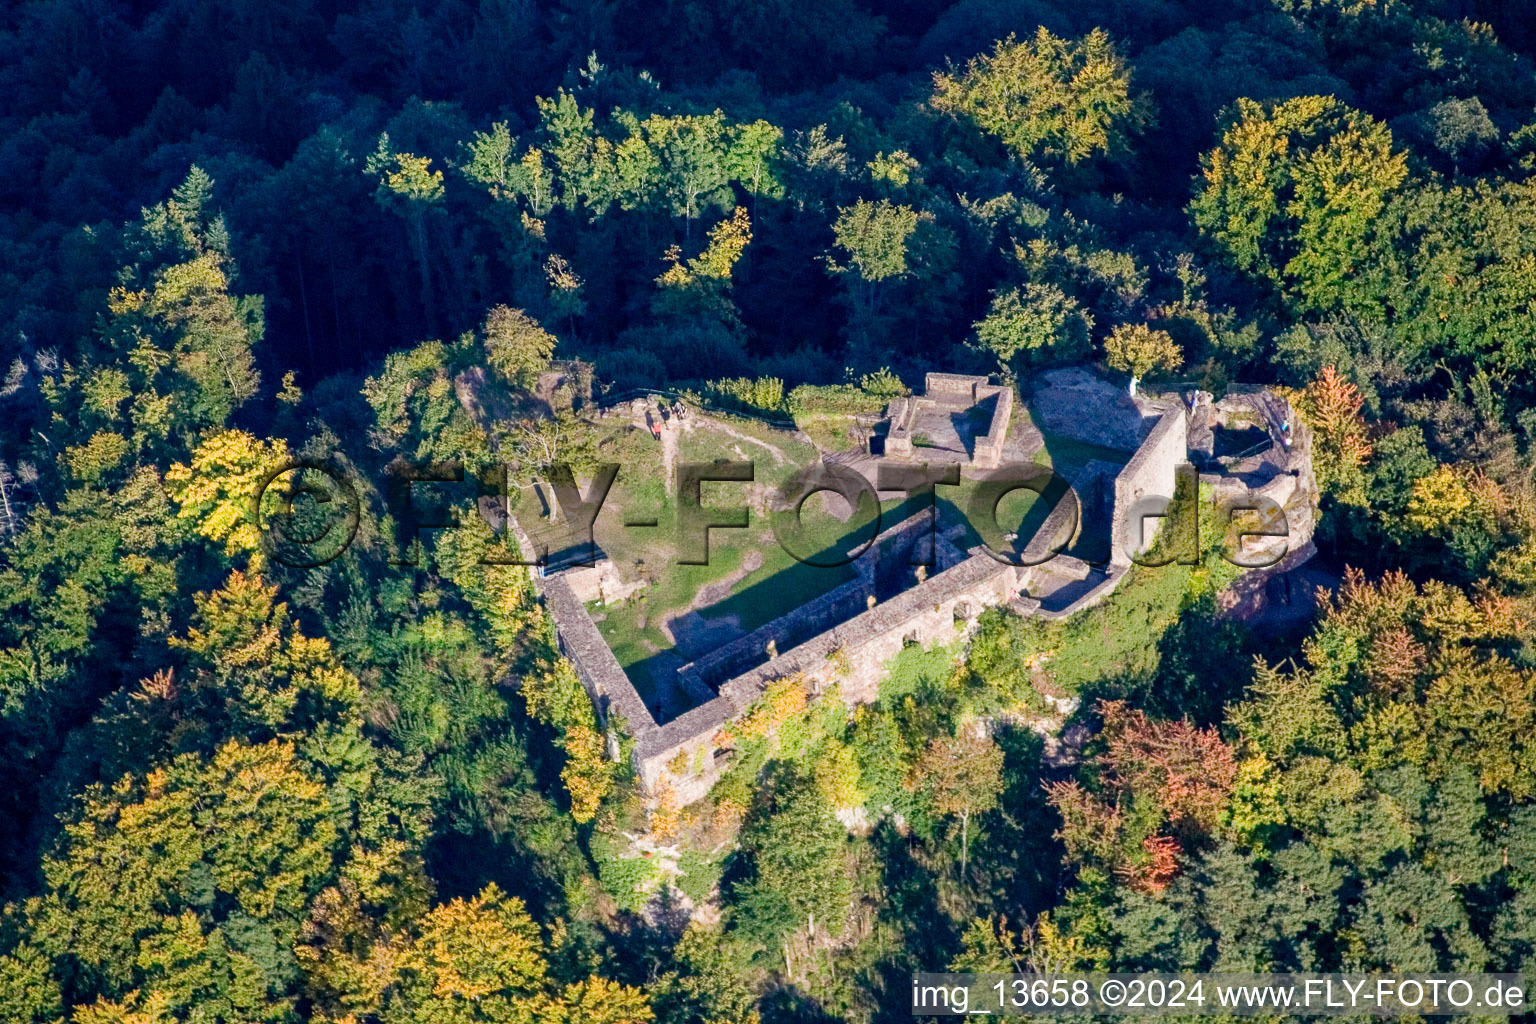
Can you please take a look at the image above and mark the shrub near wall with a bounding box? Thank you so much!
[706,375,786,414]
[786,374,907,419]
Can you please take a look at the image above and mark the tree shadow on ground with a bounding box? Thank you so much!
[968,728,1070,919]
[1074,592,1259,727]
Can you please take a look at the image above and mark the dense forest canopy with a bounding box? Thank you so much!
[4,0,1536,1021]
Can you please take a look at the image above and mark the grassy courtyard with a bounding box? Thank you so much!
[524,408,1062,708]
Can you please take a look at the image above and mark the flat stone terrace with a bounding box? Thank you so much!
[885,373,1014,467]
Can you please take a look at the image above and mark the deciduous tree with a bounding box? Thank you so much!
[932,28,1147,166]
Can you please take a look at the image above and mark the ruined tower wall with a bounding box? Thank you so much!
[1110,406,1189,568]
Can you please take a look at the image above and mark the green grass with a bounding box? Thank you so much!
[566,414,1070,705]
[796,413,861,452]
[1006,481,1243,694]
[878,639,962,709]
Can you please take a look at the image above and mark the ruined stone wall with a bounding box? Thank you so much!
[972,386,1013,468]
[1110,406,1189,568]
[924,372,985,396]
[884,397,922,456]
[631,695,737,804]
[545,399,1200,805]
[636,551,1023,799]
[542,575,655,736]
[677,509,970,692]
[537,502,1026,805]
[678,575,874,691]
[561,558,645,604]
[536,379,1318,811]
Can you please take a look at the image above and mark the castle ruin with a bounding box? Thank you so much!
[532,371,1316,805]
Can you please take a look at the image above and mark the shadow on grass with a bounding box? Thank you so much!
[1071,591,1257,728]
[618,492,893,717]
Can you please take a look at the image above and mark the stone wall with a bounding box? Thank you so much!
[884,374,1013,468]
[924,372,984,396]
[542,574,655,737]
[535,373,1314,811]
[973,386,1013,469]
[631,695,737,805]
[543,572,747,805]
[537,504,1024,804]
[1110,405,1189,568]
[883,397,922,457]
[628,550,1023,796]
[677,575,873,691]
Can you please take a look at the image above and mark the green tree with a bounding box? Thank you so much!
[974,282,1093,371]
[729,766,853,953]
[481,305,556,390]
[932,28,1147,166]
[828,199,920,346]
[648,113,734,238]
[368,135,447,326]
[1190,96,1408,316]
[1104,324,1182,396]
[654,924,759,1024]
[910,732,1005,881]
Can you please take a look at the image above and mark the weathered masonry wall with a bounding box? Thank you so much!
[542,574,654,737]
[678,575,873,692]
[536,376,1309,810]
[1110,406,1188,568]
[886,373,1014,467]
[923,372,983,396]
[639,549,1024,800]
[921,372,1014,469]
[543,543,1025,805]
[540,404,1185,806]
[676,509,963,693]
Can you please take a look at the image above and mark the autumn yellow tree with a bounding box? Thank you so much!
[1406,464,1477,533]
[933,28,1147,165]
[398,885,546,1007]
[41,740,338,1010]
[165,429,291,562]
[562,720,615,824]
[525,976,653,1024]
[172,570,364,733]
[482,305,557,389]
[1103,323,1182,396]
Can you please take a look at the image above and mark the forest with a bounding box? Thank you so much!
[4,0,1536,1021]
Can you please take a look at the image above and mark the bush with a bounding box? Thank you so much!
[591,831,661,912]
[706,375,785,413]
[786,382,888,418]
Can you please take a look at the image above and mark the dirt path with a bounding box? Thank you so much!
[661,416,679,498]
[700,416,788,464]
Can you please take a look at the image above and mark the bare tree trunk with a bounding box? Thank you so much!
[961,809,970,882]
[0,463,15,536]
[413,212,435,332]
